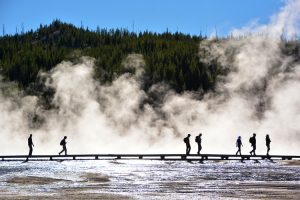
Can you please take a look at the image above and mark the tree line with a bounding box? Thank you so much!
[0,20,299,95]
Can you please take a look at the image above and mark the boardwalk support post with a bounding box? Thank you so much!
[181,155,186,160]
[95,156,98,160]
[117,155,121,159]
[50,156,52,161]
[139,155,143,159]
[161,155,165,160]
[242,156,249,160]
[73,156,76,160]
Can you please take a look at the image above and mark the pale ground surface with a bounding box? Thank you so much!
[0,159,299,199]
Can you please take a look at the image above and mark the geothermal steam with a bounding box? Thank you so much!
[0,0,300,155]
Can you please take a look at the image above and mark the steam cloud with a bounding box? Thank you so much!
[0,0,300,155]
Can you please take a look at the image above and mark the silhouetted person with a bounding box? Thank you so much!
[59,136,67,155]
[266,134,271,156]
[184,134,191,155]
[26,134,34,161]
[249,133,256,155]
[195,133,202,155]
[236,136,243,155]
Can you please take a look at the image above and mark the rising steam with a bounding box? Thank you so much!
[0,0,300,155]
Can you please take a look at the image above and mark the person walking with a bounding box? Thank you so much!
[236,136,243,155]
[249,133,256,155]
[26,134,34,161]
[59,136,67,155]
[184,134,191,155]
[195,133,202,155]
[266,134,271,156]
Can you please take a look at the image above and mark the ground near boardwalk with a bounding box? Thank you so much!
[0,160,299,199]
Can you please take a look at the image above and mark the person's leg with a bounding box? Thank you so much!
[59,148,64,155]
[29,146,32,156]
[64,146,67,155]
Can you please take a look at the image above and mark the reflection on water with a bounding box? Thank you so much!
[0,160,299,199]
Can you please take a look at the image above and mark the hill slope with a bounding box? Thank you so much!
[0,20,299,94]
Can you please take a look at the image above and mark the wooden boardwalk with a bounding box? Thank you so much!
[0,154,299,161]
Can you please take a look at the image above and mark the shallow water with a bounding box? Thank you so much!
[0,159,299,199]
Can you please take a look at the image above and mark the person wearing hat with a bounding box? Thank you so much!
[59,136,68,155]
[183,134,191,155]
[236,136,243,155]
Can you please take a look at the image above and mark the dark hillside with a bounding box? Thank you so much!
[0,20,299,93]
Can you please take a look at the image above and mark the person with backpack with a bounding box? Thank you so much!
[236,136,243,155]
[184,134,191,155]
[249,133,256,155]
[266,134,271,156]
[59,136,67,155]
[26,134,34,161]
[195,133,202,155]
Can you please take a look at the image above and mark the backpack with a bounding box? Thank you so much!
[60,140,64,146]
[195,136,199,143]
[249,137,253,144]
[183,137,188,143]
